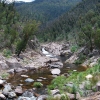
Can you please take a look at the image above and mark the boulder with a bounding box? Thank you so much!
[25,63,37,70]
[3,84,12,95]
[15,86,23,96]
[0,79,4,87]
[51,69,61,75]
[0,94,6,100]
[14,68,27,73]
[50,89,60,95]
[22,91,34,97]
[65,54,78,64]
[6,58,22,68]
[0,61,9,70]
[7,69,15,74]
[25,78,34,83]
[8,92,16,98]
[48,62,63,68]
[37,95,48,100]
[18,96,36,100]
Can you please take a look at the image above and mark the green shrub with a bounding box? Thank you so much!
[75,54,86,64]
[71,45,79,53]
[3,49,12,57]
[1,72,9,79]
[33,82,43,88]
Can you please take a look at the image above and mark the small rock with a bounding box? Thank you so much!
[36,79,43,82]
[85,74,93,80]
[21,75,29,78]
[51,68,61,75]
[25,78,34,83]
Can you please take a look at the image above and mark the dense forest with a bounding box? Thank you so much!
[15,0,81,23]
[37,0,100,52]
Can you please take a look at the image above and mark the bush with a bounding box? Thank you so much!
[74,54,86,64]
[1,72,9,79]
[71,45,79,53]
[33,82,43,88]
[3,49,12,57]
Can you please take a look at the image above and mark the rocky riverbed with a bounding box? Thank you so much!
[0,42,100,100]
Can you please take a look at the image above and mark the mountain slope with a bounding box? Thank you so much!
[15,0,81,23]
[38,0,100,42]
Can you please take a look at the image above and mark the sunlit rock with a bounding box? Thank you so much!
[85,74,93,80]
[51,68,61,75]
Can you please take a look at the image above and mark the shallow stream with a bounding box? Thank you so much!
[7,56,86,94]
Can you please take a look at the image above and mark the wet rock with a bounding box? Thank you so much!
[18,96,36,100]
[51,68,61,75]
[0,79,4,87]
[6,58,22,68]
[48,62,63,68]
[0,61,9,70]
[15,86,23,96]
[0,94,6,100]
[37,95,48,100]
[21,75,29,78]
[8,92,16,98]
[36,79,43,82]
[3,84,12,95]
[50,89,60,95]
[25,78,34,83]
[22,91,33,97]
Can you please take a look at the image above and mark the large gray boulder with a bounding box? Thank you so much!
[6,58,22,68]
[0,61,9,70]
[3,84,12,95]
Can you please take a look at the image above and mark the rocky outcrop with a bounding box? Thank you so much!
[6,58,22,68]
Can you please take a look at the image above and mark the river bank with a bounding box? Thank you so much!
[0,42,100,99]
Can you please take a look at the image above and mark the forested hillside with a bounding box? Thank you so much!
[15,0,81,23]
[38,0,100,51]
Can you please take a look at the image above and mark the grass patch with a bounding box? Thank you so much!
[33,82,43,88]
[48,63,100,97]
